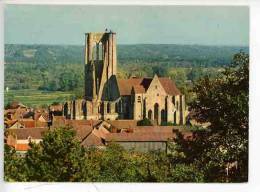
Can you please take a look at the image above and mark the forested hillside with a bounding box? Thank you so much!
[4,44,249,107]
[5,44,248,67]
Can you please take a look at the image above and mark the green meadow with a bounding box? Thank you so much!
[4,89,74,108]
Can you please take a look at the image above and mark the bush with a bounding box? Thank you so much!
[137,118,152,126]
[160,121,177,126]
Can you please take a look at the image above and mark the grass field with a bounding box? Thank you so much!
[4,89,74,108]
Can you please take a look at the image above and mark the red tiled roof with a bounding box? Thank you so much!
[105,132,176,142]
[20,119,36,128]
[105,128,193,142]
[8,128,48,140]
[118,77,181,96]
[74,125,93,141]
[107,120,138,129]
[81,133,104,147]
[15,144,30,151]
[117,78,144,96]
[67,120,101,127]
[9,101,27,109]
[133,126,187,133]
[132,85,145,94]
[158,77,181,95]
[92,127,110,139]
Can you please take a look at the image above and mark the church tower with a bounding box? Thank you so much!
[84,31,117,101]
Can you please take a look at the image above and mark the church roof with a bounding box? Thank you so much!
[158,77,181,95]
[117,78,144,96]
[132,85,146,94]
[117,76,181,96]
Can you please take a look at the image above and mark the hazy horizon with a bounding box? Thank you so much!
[5,5,249,46]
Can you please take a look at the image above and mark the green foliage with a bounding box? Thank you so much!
[4,144,28,181]
[137,118,152,126]
[160,121,176,126]
[25,127,87,182]
[172,52,249,182]
[4,127,204,182]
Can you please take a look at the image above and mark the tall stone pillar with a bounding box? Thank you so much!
[87,33,93,63]
[167,96,174,122]
[108,33,113,77]
[112,33,117,75]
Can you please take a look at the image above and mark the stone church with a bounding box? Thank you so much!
[63,31,187,125]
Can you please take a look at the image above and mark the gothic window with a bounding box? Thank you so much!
[107,102,111,114]
[172,96,175,105]
[148,110,153,120]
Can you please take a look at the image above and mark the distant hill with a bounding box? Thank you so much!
[5,44,249,67]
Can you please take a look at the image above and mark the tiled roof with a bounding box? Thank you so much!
[74,125,93,141]
[133,126,188,133]
[132,85,145,94]
[20,119,36,128]
[105,132,176,142]
[81,133,104,147]
[15,143,30,151]
[117,77,181,96]
[4,119,18,128]
[67,120,101,127]
[9,101,27,109]
[105,130,193,142]
[117,78,144,96]
[158,77,181,95]
[92,127,110,139]
[106,120,138,129]
[8,128,48,140]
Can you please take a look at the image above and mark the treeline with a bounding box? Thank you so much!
[5,44,248,67]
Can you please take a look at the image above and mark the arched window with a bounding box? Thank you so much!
[161,109,166,123]
[172,96,176,105]
[154,103,159,124]
[107,102,111,114]
[64,102,68,118]
[82,101,87,119]
[148,110,153,120]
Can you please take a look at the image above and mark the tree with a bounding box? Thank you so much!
[152,65,168,77]
[4,144,28,181]
[137,118,152,126]
[25,127,88,181]
[174,52,249,182]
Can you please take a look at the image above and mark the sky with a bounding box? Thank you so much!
[4,5,249,46]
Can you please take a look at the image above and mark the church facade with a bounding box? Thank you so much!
[63,31,187,125]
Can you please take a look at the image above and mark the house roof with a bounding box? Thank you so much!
[105,132,176,142]
[105,129,193,142]
[74,125,93,141]
[106,120,138,129]
[15,143,30,151]
[81,133,104,147]
[8,128,48,140]
[117,76,181,96]
[66,120,101,128]
[20,119,36,128]
[4,119,18,128]
[8,101,27,109]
